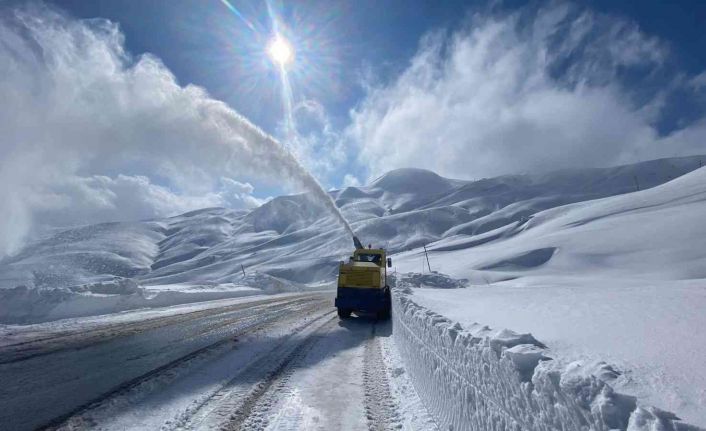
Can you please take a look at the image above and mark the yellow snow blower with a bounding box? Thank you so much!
[334,236,392,319]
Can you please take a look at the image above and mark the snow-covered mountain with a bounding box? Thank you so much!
[3,155,706,427]
[0,155,703,323]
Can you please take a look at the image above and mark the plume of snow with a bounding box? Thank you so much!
[0,4,352,256]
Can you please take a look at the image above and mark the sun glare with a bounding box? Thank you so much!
[267,35,294,67]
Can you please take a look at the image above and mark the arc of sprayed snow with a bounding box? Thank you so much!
[216,106,355,239]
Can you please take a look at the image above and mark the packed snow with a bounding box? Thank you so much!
[1,293,429,431]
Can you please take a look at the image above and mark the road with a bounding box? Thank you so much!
[0,292,426,431]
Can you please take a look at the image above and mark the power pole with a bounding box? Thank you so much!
[423,245,432,273]
[241,264,246,277]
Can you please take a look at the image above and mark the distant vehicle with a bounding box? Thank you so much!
[335,237,392,319]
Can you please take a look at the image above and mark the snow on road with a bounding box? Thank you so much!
[0,292,311,351]
[0,292,432,431]
[1,294,324,430]
[3,281,701,431]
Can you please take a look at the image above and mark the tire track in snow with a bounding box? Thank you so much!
[181,311,337,430]
[42,298,329,431]
[363,321,400,431]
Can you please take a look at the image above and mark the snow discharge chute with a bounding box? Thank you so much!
[353,236,364,250]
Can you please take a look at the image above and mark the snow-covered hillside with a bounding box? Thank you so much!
[0,155,703,323]
[1,155,705,429]
[393,164,706,426]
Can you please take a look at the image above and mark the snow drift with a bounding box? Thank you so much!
[392,284,702,431]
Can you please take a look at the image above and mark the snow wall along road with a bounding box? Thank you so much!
[391,285,701,431]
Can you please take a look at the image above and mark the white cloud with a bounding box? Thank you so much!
[341,174,361,188]
[29,175,262,230]
[346,5,706,181]
[0,5,328,256]
[286,99,347,179]
[691,72,706,90]
[218,177,263,209]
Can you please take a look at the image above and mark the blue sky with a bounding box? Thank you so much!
[43,0,473,129]
[42,0,706,131]
[1,0,706,253]
[39,0,706,186]
[28,0,500,197]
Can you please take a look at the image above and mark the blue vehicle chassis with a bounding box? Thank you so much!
[335,286,391,317]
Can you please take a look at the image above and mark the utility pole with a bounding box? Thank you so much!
[423,245,432,273]
[241,264,246,277]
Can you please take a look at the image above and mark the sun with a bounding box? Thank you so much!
[267,35,294,67]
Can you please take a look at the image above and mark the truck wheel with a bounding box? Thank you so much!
[337,308,352,319]
[379,288,392,320]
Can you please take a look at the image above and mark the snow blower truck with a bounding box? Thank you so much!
[334,236,392,319]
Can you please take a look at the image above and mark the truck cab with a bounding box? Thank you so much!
[335,247,392,319]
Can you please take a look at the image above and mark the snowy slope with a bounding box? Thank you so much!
[1,155,705,428]
[0,156,703,323]
[393,165,706,426]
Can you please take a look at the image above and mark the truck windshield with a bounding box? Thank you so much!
[356,253,382,264]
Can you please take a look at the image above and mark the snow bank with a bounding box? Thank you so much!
[391,286,703,431]
[0,284,257,324]
[395,272,468,289]
[0,272,305,324]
